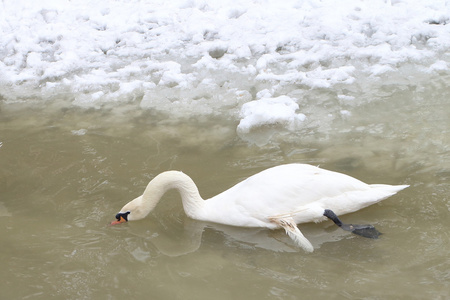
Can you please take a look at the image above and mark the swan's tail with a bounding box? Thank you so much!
[343,183,409,213]
[370,184,409,195]
[318,183,409,222]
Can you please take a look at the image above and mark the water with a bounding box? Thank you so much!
[1,73,449,299]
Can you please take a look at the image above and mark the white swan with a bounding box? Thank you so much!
[111,163,408,252]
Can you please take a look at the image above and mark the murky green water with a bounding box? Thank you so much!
[1,75,449,299]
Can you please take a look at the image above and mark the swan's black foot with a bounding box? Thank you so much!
[323,209,382,239]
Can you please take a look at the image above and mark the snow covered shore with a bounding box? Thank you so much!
[1,0,449,130]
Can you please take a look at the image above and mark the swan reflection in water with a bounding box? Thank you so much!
[117,215,373,257]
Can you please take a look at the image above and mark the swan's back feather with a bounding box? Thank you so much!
[200,164,408,226]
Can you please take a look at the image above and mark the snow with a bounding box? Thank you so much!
[1,0,449,133]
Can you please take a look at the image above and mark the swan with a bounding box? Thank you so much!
[111,163,408,252]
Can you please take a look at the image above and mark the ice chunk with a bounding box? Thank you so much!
[71,129,88,136]
[237,96,306,133]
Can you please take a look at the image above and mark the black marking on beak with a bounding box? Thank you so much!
[115,211,130,222]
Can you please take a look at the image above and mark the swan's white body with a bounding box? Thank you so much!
[114,164,408,252]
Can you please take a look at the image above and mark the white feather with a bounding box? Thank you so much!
[115,163,408,252]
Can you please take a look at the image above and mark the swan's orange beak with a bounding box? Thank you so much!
[110,215,128,225]
[110,211,130,226]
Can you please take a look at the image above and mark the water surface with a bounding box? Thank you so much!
[1,76,449,299]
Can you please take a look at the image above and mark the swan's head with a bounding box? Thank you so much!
[110,195,149,225]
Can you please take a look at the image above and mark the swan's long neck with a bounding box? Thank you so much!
[138,171,205,220]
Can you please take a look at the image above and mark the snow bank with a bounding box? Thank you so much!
[0,0,449,127]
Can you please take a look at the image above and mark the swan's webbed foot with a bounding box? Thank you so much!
[323,209,382,239]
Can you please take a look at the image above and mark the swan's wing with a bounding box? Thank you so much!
[219,164,370,214]
[204,164,407,226]
[269,216,314,252]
